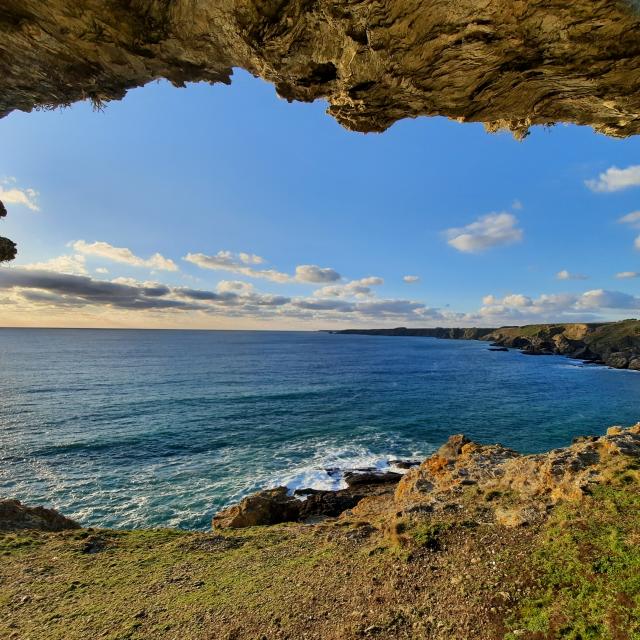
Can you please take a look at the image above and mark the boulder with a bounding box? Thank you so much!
[0,499,80,531]
[212,487,301,529]
[295,489,362,519]
[343,470,402,487]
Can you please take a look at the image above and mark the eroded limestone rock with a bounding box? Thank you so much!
[1,1,640,137]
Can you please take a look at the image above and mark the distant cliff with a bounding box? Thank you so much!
[332,320,640,370]
[331,327,496,340]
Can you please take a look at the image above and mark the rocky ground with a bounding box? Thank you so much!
[1,423,639,639]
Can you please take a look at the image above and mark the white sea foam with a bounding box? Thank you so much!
[270,444,428,494]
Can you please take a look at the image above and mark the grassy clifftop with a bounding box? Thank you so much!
[1,474,638,639]
[2,426,639,640]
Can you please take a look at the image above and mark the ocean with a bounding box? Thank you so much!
[1,328,639,530]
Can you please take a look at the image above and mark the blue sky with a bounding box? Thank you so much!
[0,69,639,328]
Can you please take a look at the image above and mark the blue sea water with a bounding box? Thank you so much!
[1,329,639,530]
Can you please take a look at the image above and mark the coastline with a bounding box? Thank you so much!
[2,423,639,639]
[331,319,640,371]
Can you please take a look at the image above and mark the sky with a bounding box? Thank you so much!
[0,69,639,329]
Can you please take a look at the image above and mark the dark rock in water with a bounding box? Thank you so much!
[296,489,362,519]
[343,470,402,487]
[488,347,509,352]
[0,499,80,531]
[212,487,301,529]
[389,459,421,469]
[214,468,407,529]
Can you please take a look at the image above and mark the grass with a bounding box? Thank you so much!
[507,469,640,640]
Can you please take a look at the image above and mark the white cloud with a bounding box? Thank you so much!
[586,165,640,193]
[21,254,87,275]
[445,212,523,253]
[577,289,640,310]
[403,275,420,283]
[184,251,341,284]
[238,253,264,265]
[73,240,178,272]
[184,251,289,282]
[615,271,639,279]
[618,211,640,228]
[216,280,254,294]
[556,269,588,281]
[95,267,109,274]
[511,200,523,211]
[476,288,640,324]
[0,177,40,212]
[294,265,341,283]
[313,277,383,299]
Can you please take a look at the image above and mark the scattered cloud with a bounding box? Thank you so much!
[73,240,178,272]
[95,267,109,274]
[294,265,341,283]
[313,277,384,299]
[511,200,523,211]
[445,212,523,253]
[184,250,341,284]
[403,275,420,283]
[556,269,588,281]
[183,251,290,282]
[586,165,640,193]
[0,177,40,212]
[615,271,639,279]
[618,211,640,228]
[21,254,87,275]
[0,267,445,325]
[475,288,640,324]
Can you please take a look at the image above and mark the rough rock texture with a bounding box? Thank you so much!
[395,424,640,526]
[484,320,640,368]
[0,499,80,531]
[213,467,407,528]
[212,487,301,528]
[2,1,640,137]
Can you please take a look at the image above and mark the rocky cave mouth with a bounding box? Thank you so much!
[1,1,640,260]
[1,0,640,138]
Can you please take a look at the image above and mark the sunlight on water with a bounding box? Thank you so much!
[1,329,639,529]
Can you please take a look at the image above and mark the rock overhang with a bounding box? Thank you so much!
[1,0,640,139]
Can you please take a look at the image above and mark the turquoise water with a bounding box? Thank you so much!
[1,329,639,530]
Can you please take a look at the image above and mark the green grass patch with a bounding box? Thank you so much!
[507,478,640,639]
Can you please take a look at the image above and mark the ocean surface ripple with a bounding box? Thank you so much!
[1,329,639,530]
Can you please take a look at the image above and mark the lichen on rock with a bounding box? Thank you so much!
[395,423,640,526]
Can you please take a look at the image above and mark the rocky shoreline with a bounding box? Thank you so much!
[211,423,640,531]
[332,319,640,371]
[2,423,639,639]
[4,423,639,533]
